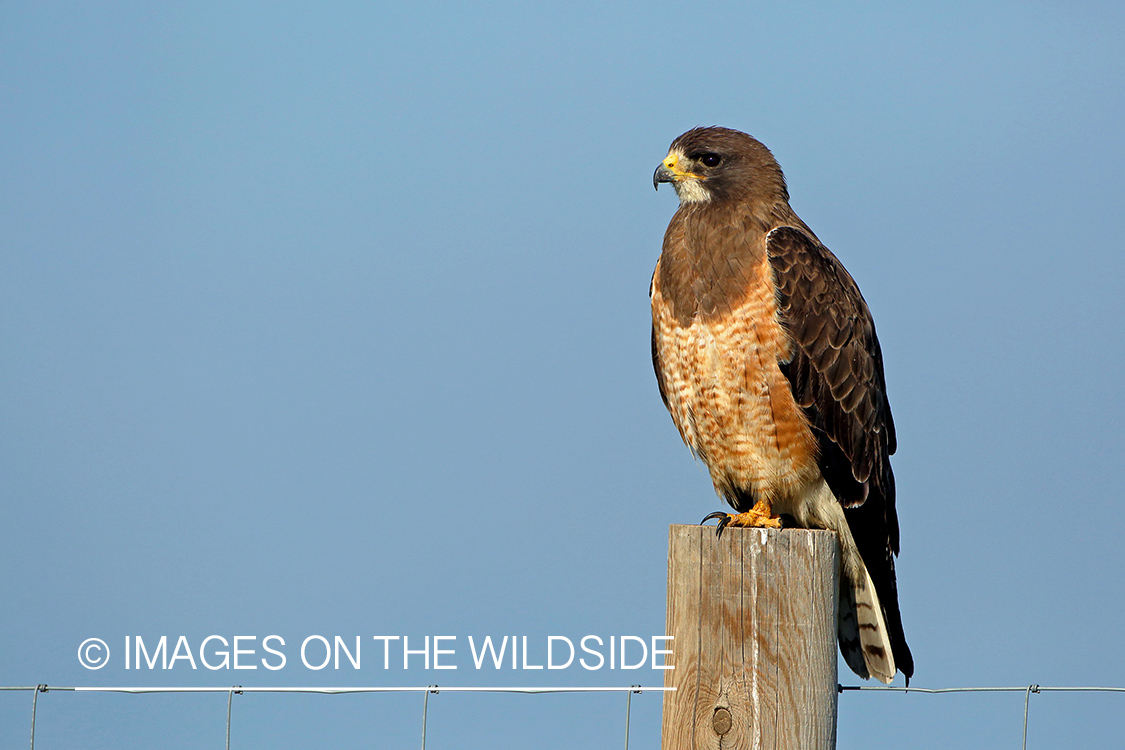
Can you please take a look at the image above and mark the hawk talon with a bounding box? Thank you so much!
[701,511,732,525]
[701,511,734,538]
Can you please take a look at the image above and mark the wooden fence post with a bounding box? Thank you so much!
[661,525,840,750]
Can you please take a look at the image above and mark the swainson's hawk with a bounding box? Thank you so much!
[651,126,913,684]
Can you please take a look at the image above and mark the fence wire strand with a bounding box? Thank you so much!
[1021,684,1038,750]
[624,686,637,750]
[420,685,437,750]
[4,684,659,749]
[8,683,1124,748]
[838,683,1125,749]
[30,685,43,750]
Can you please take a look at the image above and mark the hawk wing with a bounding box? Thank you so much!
[650,272,671,412]
[768,225,913,679]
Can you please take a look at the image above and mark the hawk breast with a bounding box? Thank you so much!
[651,250,821,510]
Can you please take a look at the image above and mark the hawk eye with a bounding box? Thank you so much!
[697,153,722,167]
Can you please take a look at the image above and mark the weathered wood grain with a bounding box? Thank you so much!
[661,525,840,750]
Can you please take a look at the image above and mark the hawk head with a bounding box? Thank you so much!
[654,126,789,207]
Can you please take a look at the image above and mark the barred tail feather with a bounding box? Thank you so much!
[796,478,901,683]
[838,555,895,684]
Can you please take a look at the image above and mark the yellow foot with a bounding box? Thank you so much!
[702,503,782,537]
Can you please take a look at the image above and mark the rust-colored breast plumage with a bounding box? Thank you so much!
[651,239,820,511]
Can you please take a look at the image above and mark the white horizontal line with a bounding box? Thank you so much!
[18,686,672,694]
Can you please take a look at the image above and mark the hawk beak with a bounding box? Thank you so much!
[655,153,698,190]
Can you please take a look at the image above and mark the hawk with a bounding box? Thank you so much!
[651,126,913,684]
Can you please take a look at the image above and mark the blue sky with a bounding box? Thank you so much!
[2,1,1124,747]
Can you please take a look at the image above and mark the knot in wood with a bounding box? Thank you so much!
[711,706,733,736]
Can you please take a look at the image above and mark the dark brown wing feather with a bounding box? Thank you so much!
[768,225,913,680]
[649,269,671,411]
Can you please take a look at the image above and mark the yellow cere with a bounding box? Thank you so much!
[664,151,701,179]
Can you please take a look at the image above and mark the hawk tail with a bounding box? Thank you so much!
[838,548,896,684]
[798,479,900,683]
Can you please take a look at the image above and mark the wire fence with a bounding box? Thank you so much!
[5,683,1125,749]
[837,684,1125,750]
[0,684,664,750]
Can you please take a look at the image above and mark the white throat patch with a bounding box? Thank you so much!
[673,178,712,204]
